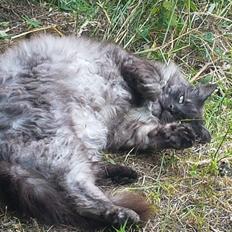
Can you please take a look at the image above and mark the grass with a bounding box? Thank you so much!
[0,0,231,231]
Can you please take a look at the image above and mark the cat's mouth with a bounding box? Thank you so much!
[158,97,181,123]
[160,110,175,123]
[159,108,211,144]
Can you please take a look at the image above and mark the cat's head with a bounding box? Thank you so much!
[157,63,217,143]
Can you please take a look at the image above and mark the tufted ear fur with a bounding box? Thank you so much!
[196,84,217,103]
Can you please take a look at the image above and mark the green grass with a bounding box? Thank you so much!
[0,0,231,231]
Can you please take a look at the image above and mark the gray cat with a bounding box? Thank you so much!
[0,35,216,229]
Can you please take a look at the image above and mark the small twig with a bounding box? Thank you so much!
[186,159,212,167]
[156,153,165,182]
[135,28,198,54]
[124,147,135,162]
[46,225,54,232]
[213,126,230,160]
[180,118,203,123]
[191,61,214,82]
[210,226,223,232]
[10,25,62,40]
[217,156,232,163]
[213,195,232,213]
[192,12,232,23]
[52,26,64,37]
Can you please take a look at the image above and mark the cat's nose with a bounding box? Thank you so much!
[168,104,174,111]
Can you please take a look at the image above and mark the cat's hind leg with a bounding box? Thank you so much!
[63,166,142,226]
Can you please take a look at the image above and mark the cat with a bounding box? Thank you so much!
[0,34,217,229]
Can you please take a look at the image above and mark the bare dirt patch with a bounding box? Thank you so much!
[0,0,76,52]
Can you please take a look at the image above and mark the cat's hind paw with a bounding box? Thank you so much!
[105,206,140,226]
[98,164,138,185]
[108,165,138,185]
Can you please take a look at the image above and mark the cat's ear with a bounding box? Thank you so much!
[161,62,189,86]
[196,84,217,103]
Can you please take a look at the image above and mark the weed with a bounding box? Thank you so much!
[22,15,42,29]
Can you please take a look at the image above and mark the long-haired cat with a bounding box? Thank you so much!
[0,35,216,229]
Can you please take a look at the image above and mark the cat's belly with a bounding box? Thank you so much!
[57,58,132,124]
[0,40,133,168]
[58,71,132,145]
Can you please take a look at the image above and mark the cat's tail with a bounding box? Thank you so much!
[0,161,86,226]
[110,191,153,222]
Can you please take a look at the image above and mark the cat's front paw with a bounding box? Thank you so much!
[167,123,196,149]
[137,79,161,101]
[122,57,161,101]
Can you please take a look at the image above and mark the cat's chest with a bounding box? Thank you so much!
[50,59,133,151]
[58,57,132,119]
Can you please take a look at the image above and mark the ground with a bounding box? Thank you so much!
[0,0,231,231]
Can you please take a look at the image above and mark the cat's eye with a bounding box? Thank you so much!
[178,95,184,104]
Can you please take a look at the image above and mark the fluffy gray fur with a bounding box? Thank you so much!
[0,35,216,229]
